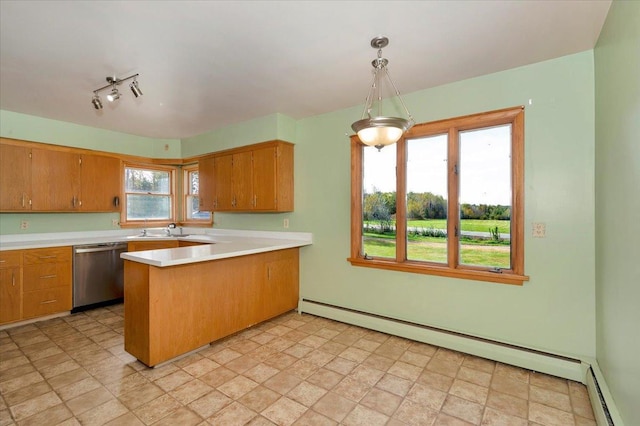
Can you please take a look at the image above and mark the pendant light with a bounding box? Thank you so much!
[351,36,414,150]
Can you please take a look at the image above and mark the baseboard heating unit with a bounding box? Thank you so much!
[298,299,622,425]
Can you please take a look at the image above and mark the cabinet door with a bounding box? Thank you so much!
[252,146,277,211]
[0,143,32,211]
[80,154,121,212]
[213,154,234,210]
[233,151,253,210]
[198,155,216,211]
[262,249,299,319]
[31,148,81,211]
[0,267,22,324]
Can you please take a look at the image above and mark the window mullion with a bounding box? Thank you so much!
[447,128,460,269]
[396,138,407,262]
[350,137,364,259]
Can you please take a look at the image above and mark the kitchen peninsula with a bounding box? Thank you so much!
[120,231,312,367]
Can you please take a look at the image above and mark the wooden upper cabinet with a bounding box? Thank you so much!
[31,148,81,211]
[204,140,294,213]
[198,155,216,211]
[0,142,32,211]
[233,151,253,210]
[213,154,234,210]
[80,154,121,212]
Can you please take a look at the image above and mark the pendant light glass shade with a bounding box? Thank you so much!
[352,116,410,148]
[352,36,414,150]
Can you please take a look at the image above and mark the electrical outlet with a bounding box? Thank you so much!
[283,218,289,229]
[20,220,29,230]
[532,222,546,238]
[112,219,119,227]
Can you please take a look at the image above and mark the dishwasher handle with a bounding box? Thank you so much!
[74,244,127,254]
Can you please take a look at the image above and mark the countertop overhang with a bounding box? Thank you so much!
[122,234,311,267]
[0,229,313,267]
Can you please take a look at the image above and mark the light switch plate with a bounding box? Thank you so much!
[532,222,546,238]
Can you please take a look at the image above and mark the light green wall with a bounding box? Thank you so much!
[594,0,640,423]
[1,51,598,362]
[180,113,296,157]
[200,52,597,359]
[0,110,180,157]
[0,109,181,234]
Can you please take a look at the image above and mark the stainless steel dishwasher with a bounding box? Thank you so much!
[72,242,127,311]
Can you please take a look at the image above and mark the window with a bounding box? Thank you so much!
[183,164,212,224]
[122,164,175,225]
[349,107,528,285]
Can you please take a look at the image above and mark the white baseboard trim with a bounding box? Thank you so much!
[584,358,624,426]
[298,299,630,424]
[298,299,585,382]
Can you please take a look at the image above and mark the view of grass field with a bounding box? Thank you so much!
[363,219,511,268]
[367,219,511,234]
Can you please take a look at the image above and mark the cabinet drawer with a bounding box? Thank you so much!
[0,251,22,268]
[23,247,72,265]
[23,287,71,319]
[23,263,71,291]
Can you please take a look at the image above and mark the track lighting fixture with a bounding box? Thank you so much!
[130,80,143,97]
[91,73,142,109]
[352,36,414,150]
[106,87,120,102]
[91,94,103,110]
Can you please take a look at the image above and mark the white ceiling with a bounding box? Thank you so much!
[0,1,611,140]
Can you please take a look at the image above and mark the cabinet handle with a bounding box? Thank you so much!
[39,274,57,279]
[253,195,257,207]
[72,196,77,207]
[0,260,5,263]
[22,193,25,208]
[40,299,57,304]
[12,271,15,286]
[38,255,57,259]
[267,266,271,280]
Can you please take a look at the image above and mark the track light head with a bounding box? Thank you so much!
[91,94,103,110]
[130,80,143,97]
[106,88,120,102]
[91,73,142,110]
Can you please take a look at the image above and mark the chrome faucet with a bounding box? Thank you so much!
[166,223,176,236]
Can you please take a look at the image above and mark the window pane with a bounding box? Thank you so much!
[406,135,448,263]
[126,194,171,220]
[189,171,199,195]
[362,146,396,259]
[186,195,211,220]
[125,168,170,194]
[459,125,511,269]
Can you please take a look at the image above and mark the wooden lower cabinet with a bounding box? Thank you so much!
[124,248,299,366]
[22,247,72,320]
[0,246,72,326]
[0,251,22,324]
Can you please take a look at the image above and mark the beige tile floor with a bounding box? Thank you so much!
[0,304,595,426]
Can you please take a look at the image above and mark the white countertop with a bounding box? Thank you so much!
[0,229,313,267]
[121,234,310,267]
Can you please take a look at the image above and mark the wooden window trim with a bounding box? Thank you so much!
[181,164,213,226]
[120,162,177,228]
[349,106,529,286]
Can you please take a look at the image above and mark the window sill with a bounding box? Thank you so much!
[347,257,529,286]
